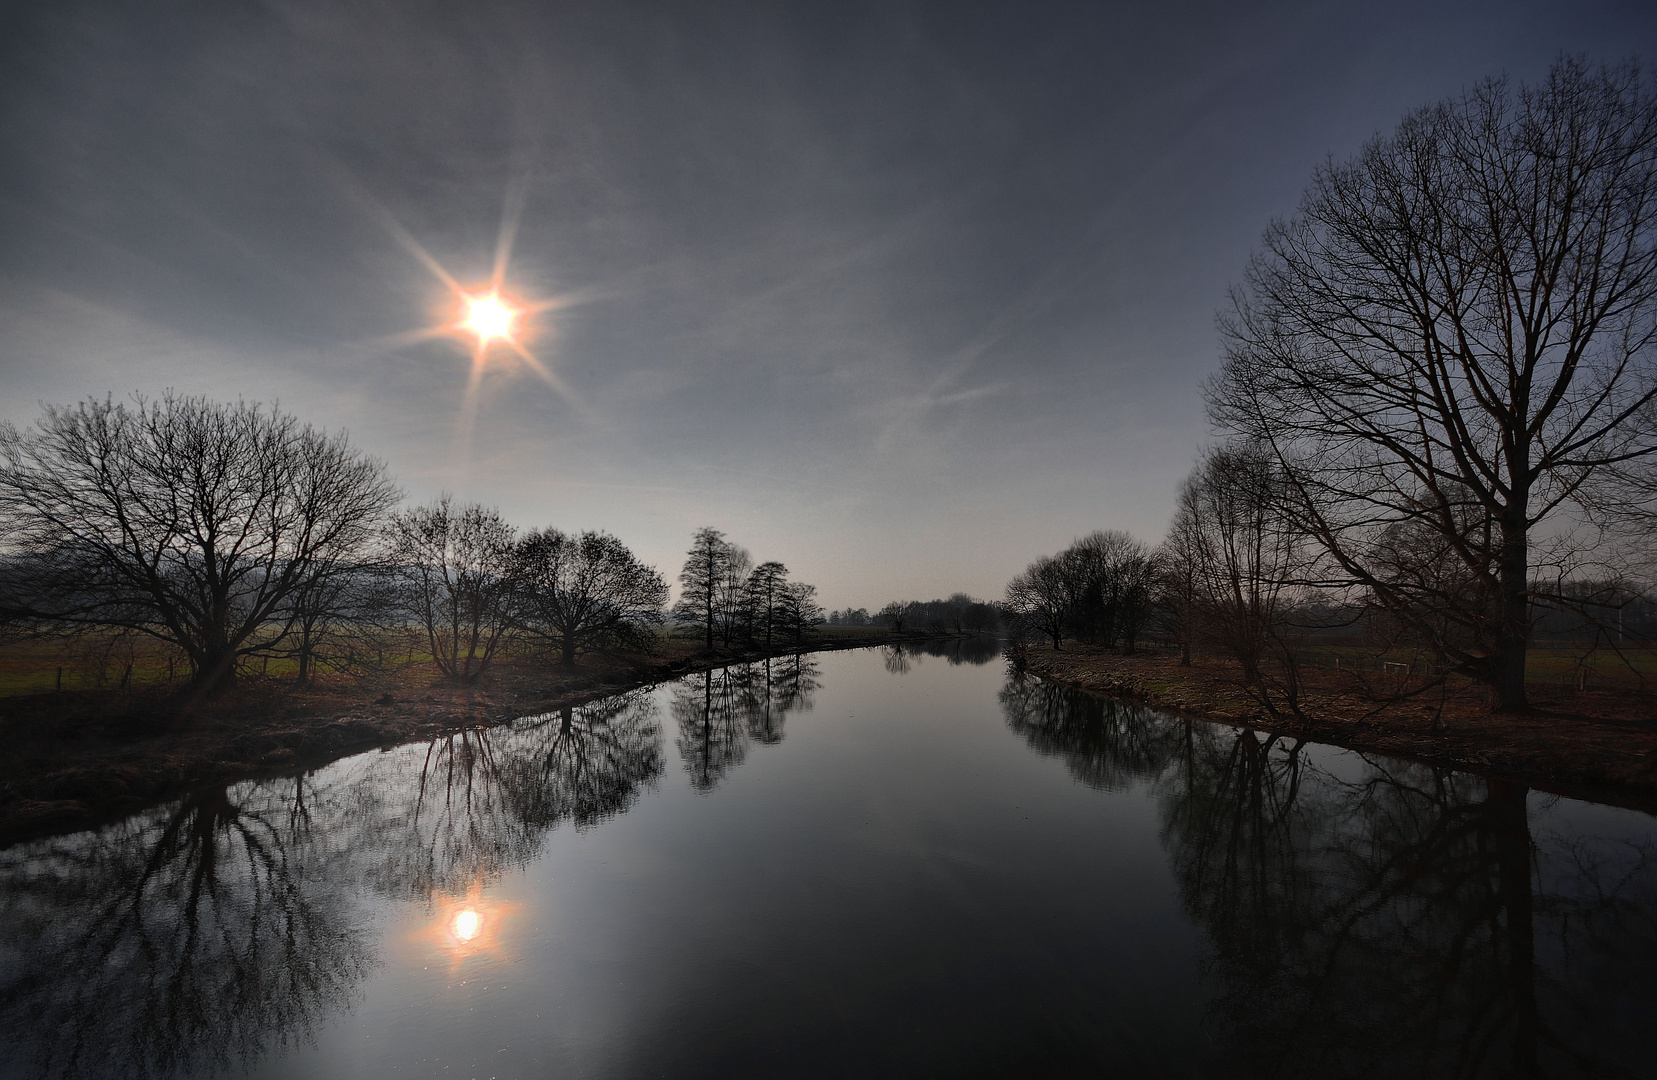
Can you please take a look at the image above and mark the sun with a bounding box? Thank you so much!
[460,291,519,345]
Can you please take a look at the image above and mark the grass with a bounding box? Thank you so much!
[1288,643,1657,691]
[0,623,911,699]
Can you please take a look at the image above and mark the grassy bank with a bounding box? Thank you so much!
[0,628,940,846]
[1019,644,1657,814]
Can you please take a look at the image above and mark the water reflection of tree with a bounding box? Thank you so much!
[879,637,1003,675]
[0,779,370,1080]
[1000,674,1182,791]
[881,644,913,675]
[0,689,667,1079]
[360,690,663,899]
[1169,735,1657,1077]
[501,690,664,830]
[673,657,820,791]
[997,673,1657,1078]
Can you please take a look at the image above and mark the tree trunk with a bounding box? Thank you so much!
[561,635,578,667]
[1493,507,1530,713]
[192,648,238,694]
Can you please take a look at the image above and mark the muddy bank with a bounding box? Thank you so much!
[0,632,943,846]
[1020,644,1657,814]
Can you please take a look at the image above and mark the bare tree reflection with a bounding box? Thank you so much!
[0,690,666,1079]
[880,638,1003,675]
[0,779,370,1080]
[359,691,663,899]
[997,673,1657,1077]
[1159,727,1657,1078]
[499,690,664,830]
[1000,674,1181,791]
[672,657,820,791]
[915,636,1003,666]
[768,652,821,716]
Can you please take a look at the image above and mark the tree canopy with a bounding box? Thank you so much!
[1210,57,1657,711]
[0,394,397,692]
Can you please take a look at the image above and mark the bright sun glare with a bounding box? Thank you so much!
[452,909,481,941]
[462,292,518,344]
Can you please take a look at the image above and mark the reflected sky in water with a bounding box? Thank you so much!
[1,646,1653,1078]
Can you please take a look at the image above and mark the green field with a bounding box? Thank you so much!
[0,623,907,698]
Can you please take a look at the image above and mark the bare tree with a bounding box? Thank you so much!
[1211,58,1657,711]
[387,497,516,683]
[1062,531,1159,652]
[715,543,753,646]
[671,527,735,650]
[278,560,397,683]
[1004,555,1073,649]
[775,580,823,644]
[0,394,398,693]
[510,528,668,666]
[877,601,914,632]
[742,561,790,648]
[1168,443,1318,718]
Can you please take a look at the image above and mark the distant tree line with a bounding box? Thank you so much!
[870,594,1000,635]
[1008,58,1657,715]
[0,393,826,695]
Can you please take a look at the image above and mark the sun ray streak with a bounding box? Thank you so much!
[352,326,452,352]
[491,174,532,289]
[506,339,587,413]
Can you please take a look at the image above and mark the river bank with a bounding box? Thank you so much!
[1020,644,1657,814]
[0,630,945,846]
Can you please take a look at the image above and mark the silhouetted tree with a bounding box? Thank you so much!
[511,529,668,666]
[279,560,398,683]
[0,394,398,693]
[743,560,789,647]
[1164,443,1316,718]
[1062,531,1159,652]
[877,600,914,632]
[1005,555,1073,649]
[775,581,823,644]
[387,497,516,683]
[1211,58,1657,711]
[715,542,753,646]
[672,527,736,650]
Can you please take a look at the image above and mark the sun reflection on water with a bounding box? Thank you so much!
[414,887,519,969]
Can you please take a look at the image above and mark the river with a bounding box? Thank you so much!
[1,641,1653,1078]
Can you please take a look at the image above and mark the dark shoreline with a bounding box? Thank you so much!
[1019,645,1657,816]
[0,631,953,847]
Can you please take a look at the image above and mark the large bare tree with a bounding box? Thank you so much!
[510,528,668,666]
[1211,58,1657,711]
[0,394,397,693]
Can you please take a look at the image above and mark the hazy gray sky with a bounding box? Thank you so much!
[3,0,1655,607]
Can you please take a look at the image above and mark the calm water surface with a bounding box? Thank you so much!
[2,643,1654,1078]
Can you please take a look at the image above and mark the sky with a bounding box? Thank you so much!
[2,0,1655,609]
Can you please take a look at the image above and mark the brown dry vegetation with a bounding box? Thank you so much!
[0,627,921,846]
[1020,644,1657,813]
